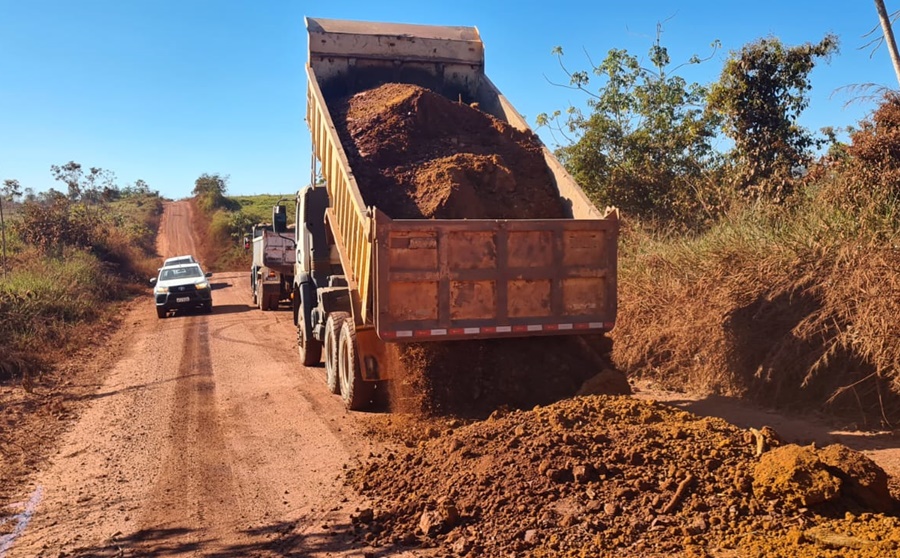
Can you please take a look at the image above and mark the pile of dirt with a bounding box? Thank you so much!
[334,83,614,416]
[334,83,564,220]
[347,396,900,557]
[385,335,623,418]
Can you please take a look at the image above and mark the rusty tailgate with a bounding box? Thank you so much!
[373,210,617,341]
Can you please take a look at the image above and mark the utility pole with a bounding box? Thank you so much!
[0,192,6,276]
[875,0,900,88]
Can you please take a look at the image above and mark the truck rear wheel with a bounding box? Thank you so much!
[298,313,322,366]
[256,279,266,311]
[324,312,349,395]
[338,318,374,411]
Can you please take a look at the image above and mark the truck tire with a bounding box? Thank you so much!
[324,312,349,395]
[259,284,269,311]
[298,312,322,366]
[338,318,374,411]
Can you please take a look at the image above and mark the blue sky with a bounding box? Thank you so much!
[0,1,896,200]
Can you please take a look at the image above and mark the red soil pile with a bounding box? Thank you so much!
[334,82,564,219]
[348,396,900,557]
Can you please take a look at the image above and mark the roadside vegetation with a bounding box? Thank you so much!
[540,27,900,426]
[0,166,163,382]
[188,172,294,271]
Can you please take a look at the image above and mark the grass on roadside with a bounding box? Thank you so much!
[0,193,163,382]
[614,182,900,427]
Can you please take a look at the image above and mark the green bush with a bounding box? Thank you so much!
[0,248,112,361]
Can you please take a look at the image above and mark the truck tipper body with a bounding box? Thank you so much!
[293,17,618,410]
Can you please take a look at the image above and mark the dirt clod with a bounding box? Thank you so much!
[753,444,844,509]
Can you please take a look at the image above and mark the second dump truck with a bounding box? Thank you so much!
[251,203,295,311]
[293,17,619,410]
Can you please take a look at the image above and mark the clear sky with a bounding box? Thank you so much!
[1,1,896,200]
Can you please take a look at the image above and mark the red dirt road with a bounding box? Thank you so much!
[2,201,399,557]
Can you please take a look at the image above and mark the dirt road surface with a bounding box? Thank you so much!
[1,201,398,557]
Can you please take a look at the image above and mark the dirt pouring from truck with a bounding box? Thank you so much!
[331,82,622,416]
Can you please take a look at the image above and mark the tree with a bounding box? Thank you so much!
[708,35,838,200]
[193,173,230,211]
[1,179,23,273]
[81,167,118,203]
[874,0,900,88]
[537,27,723,223]
[50,161,84,200]
[49,161,119,203]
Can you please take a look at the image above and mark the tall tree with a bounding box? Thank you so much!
[193,173,230,211]
[708,34,838,200]
[50,161,84,200]
[875,0,900,87]
[538,27,722,222]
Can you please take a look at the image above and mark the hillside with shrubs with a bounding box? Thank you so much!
[0,168,163,381]
[539,32,900,426]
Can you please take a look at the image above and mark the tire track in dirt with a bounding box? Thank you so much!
[132,317,243,554]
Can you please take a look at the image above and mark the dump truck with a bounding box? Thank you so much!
[293,17,618,410]
[251,203,295,311]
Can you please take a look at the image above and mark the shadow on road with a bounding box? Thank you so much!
[66,373,207,403]
[211,304,253,316]
[210,282,231,291]
[46,519,385,557]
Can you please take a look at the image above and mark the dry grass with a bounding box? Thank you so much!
[614,197,900,427]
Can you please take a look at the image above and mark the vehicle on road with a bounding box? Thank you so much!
[150,263,213,318]
[160,254,197,269]
[292,18,618,410]
[250,203,295,311]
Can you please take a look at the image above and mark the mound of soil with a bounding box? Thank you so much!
[348,396,899,557]
[387,335,622,417]
[334,83,564,220]
[754,444,894,513]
